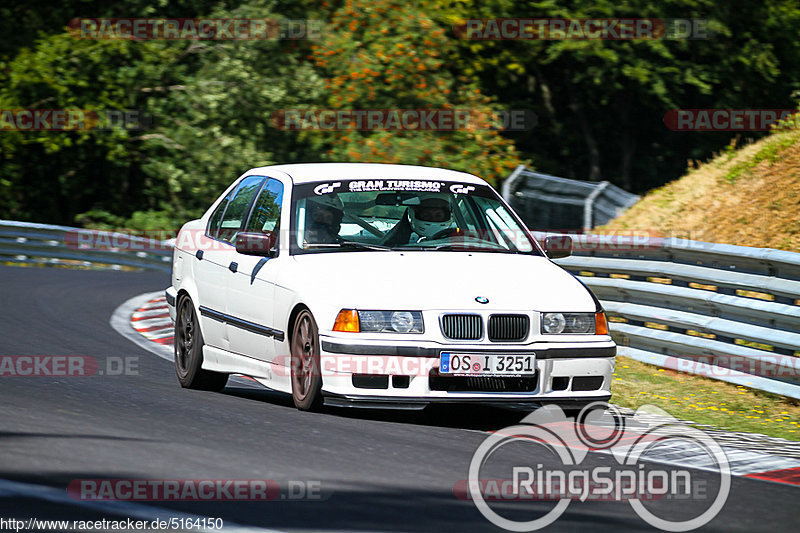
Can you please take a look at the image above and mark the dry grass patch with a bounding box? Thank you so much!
[602,131,800,252]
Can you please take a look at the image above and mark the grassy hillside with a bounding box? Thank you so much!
[602,130,800,252]
[599,129,800,439]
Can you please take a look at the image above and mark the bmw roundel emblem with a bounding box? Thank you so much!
[475,296,489,304]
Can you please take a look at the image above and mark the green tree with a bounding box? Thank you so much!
[309,0,522,185]
[0,33,185,223]
[0,0,325,226]
[435,0,800,191]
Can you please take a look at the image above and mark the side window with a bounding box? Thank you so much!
[207,196,230,239]
[453,196,480,230]
[216,176,265,244]
[245,179,283,234]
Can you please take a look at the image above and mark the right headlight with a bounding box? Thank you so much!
[333,309,424,333]
[542,312,608,334]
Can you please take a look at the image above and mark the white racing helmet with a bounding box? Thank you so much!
[409,193,453,239]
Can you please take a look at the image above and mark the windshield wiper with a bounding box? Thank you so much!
[339,240,392,251]
[392,243,514,252]
[431,243,505,251]
[303,241,391,251]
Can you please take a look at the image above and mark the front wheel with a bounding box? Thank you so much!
[290,309,323,411]
[174,295,228,391]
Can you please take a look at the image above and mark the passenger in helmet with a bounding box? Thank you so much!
[409,194,454,241]
[305,194,344,244]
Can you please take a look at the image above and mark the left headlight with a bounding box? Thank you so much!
[542,312,608,335]
[333,309,424,333]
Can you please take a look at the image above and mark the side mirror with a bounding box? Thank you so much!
[544,235,572,259]
[236,231,278,257]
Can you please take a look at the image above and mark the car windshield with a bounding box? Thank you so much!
[291,179,540,255]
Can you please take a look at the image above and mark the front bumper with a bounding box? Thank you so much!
[165,286,178,322]
[317,335,615,405]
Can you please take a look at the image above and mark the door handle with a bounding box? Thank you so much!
[229,262,238,273]
[196,250,204,260]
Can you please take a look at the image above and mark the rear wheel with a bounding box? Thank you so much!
[174,295,228,391]
[290,309,323,411]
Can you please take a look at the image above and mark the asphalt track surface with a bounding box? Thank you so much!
[0,265,797,532]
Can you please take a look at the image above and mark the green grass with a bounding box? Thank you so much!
[724,133,797,183]
[612,356,800,440]
[724,159,754,183]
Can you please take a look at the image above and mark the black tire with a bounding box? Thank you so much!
[290,309,323,411]
[174,295,228,391]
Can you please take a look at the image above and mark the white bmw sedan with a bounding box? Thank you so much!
[166,163,615,411]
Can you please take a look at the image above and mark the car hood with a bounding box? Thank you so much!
[285,251,596,312]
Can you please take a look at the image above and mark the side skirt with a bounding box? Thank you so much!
[202,346,292,394]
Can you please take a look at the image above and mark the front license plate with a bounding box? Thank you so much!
[439,353,536,376]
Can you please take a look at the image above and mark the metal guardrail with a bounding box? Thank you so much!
[2,219,798,398]
[503,165,640,231]
[532,231,800,399]
[0,220,172,272]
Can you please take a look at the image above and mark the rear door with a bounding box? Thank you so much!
[194,175,265,351]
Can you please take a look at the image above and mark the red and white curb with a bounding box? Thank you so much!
[110,291,260,389]
[130,295,173,346]
[110,291,174,362]
[112,292,800,489]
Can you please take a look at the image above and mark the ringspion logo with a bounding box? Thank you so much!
[464,404,730,531]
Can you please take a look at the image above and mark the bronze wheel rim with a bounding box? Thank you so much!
[291,313,316,400]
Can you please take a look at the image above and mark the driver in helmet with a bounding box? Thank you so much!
[409,193,454,242]
[305,194,344,244]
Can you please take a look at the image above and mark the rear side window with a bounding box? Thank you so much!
[207,176,265,243]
